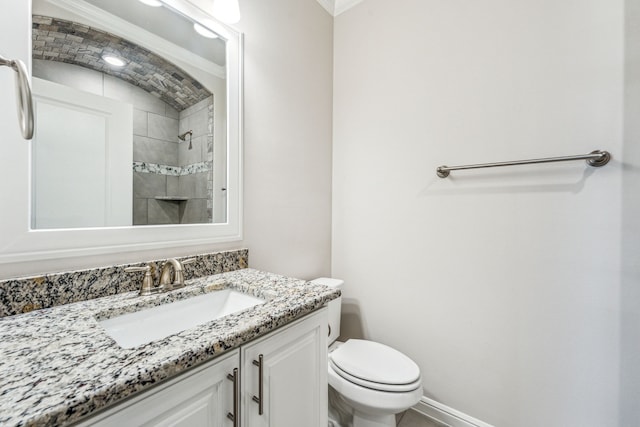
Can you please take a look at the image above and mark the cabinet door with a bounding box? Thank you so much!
[76,349,239,427]
[241,308,328,427]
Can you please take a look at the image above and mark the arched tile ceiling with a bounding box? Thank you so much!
[32,15,212,111]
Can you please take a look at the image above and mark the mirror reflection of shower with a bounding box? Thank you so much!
[178,130,193,150]
[30,0,229,228]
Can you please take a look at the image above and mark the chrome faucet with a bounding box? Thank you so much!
[160,258,195,291]
[125,258,195,295]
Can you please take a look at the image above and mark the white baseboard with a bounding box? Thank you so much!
[412,397,495,427]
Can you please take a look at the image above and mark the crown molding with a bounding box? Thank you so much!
[334,0,364,16]
[315,0,335,15]
[316,0,364,16]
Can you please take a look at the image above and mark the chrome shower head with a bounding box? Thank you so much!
[178,130,193,150]
[178,130,193,141]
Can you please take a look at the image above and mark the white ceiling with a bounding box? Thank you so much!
[315,0,365,17]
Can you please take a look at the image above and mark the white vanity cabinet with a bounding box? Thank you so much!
[241,308,328,427]
[74,308,327,427]
[76,349,239,427]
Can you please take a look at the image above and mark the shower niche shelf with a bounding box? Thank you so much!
[154,196,189,202]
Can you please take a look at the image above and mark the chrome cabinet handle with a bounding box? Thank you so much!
[0,54,34,140]
[252,354,264,415]
[226,368,238,426]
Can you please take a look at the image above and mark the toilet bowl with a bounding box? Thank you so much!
[311,278,423,427]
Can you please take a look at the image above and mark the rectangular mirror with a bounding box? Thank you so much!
[32,0,230,228]
[0,0,242,266]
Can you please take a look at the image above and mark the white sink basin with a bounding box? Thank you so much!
[99,289,265,349]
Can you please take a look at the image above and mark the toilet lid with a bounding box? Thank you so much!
[329,339,420,386]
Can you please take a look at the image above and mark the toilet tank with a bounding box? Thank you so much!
[311,277,343,345]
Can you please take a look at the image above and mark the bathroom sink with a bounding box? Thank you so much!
[99,289,265,349]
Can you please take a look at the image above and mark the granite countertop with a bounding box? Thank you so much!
[0,269,340,427]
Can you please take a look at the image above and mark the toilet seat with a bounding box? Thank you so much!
[329,359,421,392]
[329,339,421,393]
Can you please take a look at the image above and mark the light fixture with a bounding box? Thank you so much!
[138,0,163,6]
[193,23,219,39]
[102,55,126,67]
[212,0,241,24]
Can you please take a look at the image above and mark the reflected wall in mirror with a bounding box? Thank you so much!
[31,0,228,228]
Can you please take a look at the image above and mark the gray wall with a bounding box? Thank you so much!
[230,0,334,279]
[333,0,625,426]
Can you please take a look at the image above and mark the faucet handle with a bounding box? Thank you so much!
[124,265,150,273]
[178,258,196,283]
[174,258,195,288]
[125,263,160,296]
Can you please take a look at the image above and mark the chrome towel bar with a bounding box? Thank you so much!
[0,53,33,140]
[436,150,611,178]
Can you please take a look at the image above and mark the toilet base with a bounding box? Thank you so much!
[353,410,396,427]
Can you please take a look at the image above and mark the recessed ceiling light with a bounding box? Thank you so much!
[102,55,126,67]
[193,23,219,39]
[138,0,163,7]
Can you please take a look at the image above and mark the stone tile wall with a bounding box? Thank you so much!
[32,15,212,111]
[178,97,215,223]
[133,99,181,225]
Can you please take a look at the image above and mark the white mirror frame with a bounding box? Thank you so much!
[0,0,242,264]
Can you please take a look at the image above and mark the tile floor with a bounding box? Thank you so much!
[396,409,450,427]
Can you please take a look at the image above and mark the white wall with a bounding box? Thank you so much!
[233,0,333,279]
[333,1,625,426]
[620,0,640,424]
[0,0,333,280]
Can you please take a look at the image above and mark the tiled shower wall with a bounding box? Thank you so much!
[32,60,213,225]
[133,95,214,225]
[178,97,214,224]
[132,97,180,225]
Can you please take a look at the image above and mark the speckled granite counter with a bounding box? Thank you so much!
[0,249,248,317]
[0,269,340,427]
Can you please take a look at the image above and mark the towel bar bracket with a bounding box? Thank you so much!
[586,150,611,167]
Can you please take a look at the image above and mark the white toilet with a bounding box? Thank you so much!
[312,278,423,427]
